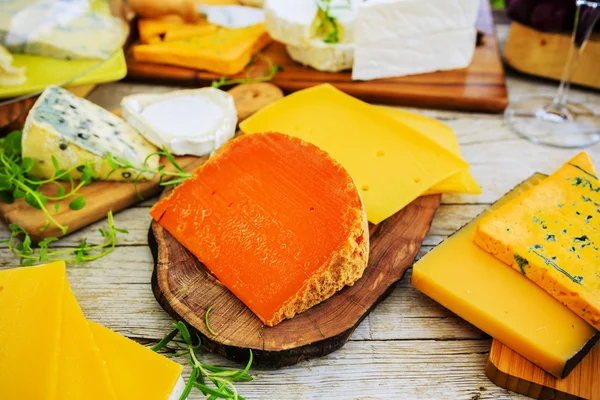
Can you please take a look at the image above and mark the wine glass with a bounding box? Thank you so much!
[505,0,600,148]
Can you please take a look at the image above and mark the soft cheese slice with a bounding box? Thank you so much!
[377,106,481,195]
[89,321,184,400]
[22,85,159,182]
[412,175,599,379]
[353,27,477,80]
[151,132,369,326]
[239,84,469,224]
[133,23,271,75]
[57,281,117,400]
[122,88,237,156]
[0,261,66,400]
[286,40,353,72]
[474,153,600,330]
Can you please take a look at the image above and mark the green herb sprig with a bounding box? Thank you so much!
[315,0,350,44]
[211,55,281,89]
[153,321,253,400]
[205,305,217,336]
[2,210,128,266]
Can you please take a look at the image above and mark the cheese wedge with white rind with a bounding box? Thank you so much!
[22,85,159,182]
[122,88,237,157]
[286,40,353,72]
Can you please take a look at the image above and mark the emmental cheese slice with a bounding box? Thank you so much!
[474,153,600,330]
[376,107,481,195]
[0,261,66,400]
[239,84,470,224]
[57,282,117,400]
[133,23,272,75]
[89,321,184,400]
[412,175,599,379]
[150,132,369,326]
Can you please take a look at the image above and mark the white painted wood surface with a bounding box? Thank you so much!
[2,25,600,400]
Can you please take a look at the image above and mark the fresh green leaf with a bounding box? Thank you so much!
[4,131,22,156]
[21,158,34,173]
[69,195,86,211]
[25,192,46,210]
[0,177,12,191]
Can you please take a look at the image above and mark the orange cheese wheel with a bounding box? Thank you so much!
[151,132,369,326]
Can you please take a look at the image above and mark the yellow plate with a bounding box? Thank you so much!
[0,0,127,100]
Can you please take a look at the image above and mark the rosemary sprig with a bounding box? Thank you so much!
[211,55,281,89]
[205,305,217,336]
[1,210,128,266]
[153,321,253,400]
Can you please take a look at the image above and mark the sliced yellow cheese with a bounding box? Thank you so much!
[412,174,599,379]
[133,24,272,75]
[240,84,469,224]
[138,17,219,44]
[89,321,183,400]
[474,152,600,330]
[57,282,117,400]
[0,262,66,400]
[376,107,481,195]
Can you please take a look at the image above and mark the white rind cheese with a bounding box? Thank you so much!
[0,44,26,86]
[22,86,159,182]
[264,0,318,47]
[352,27,477,80]
[1,0,126,60]
[168,376,185,400]
[286,40,353,72]
[121,88,238,157]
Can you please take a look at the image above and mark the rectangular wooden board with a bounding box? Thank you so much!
[487,339,600,400]
[125,0,508,113]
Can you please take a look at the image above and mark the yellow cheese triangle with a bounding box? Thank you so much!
[376,107,481,195]
[0,262,66,400]
[57,282,117,400]
[240,84,470,223]
[89,321,183,400]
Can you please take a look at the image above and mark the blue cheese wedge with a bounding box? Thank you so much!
[121,88,237,157]
[22,86,159,182]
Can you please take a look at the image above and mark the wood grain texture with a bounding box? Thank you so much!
[125,0,508,113]
[504,22,600,90]
[149,194,440,367]
[487,340,600,400]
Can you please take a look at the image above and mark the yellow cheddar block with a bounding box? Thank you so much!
[90,321,183,400]
[474,152,600,330]
[0,262,66,400]
[57,282,117,400]
[138,17,218,44]
[240,84,469,224]
[133,23,272,75]
[412,174,599,378]
[376,107,481,195]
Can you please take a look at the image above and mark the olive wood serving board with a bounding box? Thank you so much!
[126,0,507,113]
[149,193,440,368]
[486,339,600,400]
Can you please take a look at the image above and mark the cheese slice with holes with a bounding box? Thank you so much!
[474,152,600,330]
[150,132,369,326]
[240,84,469,223]
[0,262,66,400]
[412,174,599,379]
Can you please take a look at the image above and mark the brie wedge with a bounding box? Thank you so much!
[122,88,238,157]
[0,45,26,86]
[198,5,265,28]
[286,40,353,72]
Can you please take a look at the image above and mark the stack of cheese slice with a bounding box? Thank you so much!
[0,262,184,400]
[412,153,600,379]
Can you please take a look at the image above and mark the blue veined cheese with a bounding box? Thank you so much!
[0,0,126,60]
[22,86,159,182]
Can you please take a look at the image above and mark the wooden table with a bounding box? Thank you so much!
[3,25,600,400]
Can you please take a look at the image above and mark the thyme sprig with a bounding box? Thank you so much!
[211,55,281,89]
[1,211,127,266]
[315,0,350,44]
[153,321,253,400]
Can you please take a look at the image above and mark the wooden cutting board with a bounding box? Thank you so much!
[126,0,507,113]
[486,339,600,400]
[149,194,440,367]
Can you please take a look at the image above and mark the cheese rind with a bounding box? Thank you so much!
[412,175,599,379]
[121,88,238,156]
[0,44,26,86]
[285,40,353,72]
[240,84,469,224]
[22,85,159,182]
[474,153,600,330]
[0,261,66,400]
[151,132,369,326]
[376,106,481,195]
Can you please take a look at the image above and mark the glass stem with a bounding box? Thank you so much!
[551,1,600,109]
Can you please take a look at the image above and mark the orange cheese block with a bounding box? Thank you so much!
[151,132,369,326]
[138,17,218,44]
